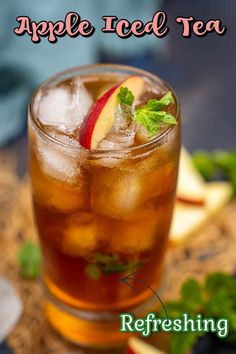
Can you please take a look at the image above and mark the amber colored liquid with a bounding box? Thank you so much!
[29,74,180,315]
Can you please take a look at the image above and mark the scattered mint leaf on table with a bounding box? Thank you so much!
[18,242,41,279]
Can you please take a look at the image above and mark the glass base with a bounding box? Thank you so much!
[44,283,160,349]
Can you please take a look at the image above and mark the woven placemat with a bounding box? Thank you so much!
[0,153,236,354]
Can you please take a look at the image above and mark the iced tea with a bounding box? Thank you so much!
[29,64,180,346]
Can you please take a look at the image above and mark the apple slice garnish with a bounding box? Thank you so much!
[170,181,232,245]
[79,76,145,149]
[177,147,206,206]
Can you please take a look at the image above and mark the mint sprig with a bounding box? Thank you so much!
[85,253,143,280]
[117,88,177,136]
[158,272,236,354]
[135,92,176,136]
[192,150,236,194]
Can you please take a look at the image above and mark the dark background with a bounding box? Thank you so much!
[114,0,236,151]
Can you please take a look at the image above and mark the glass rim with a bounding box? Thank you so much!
[29,63,180,156]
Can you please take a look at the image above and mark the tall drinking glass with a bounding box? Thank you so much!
[28,64,180,348]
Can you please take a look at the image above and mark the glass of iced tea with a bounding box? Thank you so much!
[28,64,180,348]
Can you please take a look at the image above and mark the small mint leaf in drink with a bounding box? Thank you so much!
[89,253,143,274]
[117,87,134,106]
[85,263,101,280]
[18,242,41,280]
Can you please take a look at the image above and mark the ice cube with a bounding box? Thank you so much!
[97,103,136,152]
[110,216,158,254]
[113,104,134,132]
[36,78,93,130]
[63,213,98,257]
[91,158,175,219]
[36,130,87,184]
[37,87,71,127]
[69,77,94,126]
[62,213,109,257]
[32,161,88,212]
[38,137,78,182]
[0,277,23,343]
[91,168,143,219]
[98,130,135,151]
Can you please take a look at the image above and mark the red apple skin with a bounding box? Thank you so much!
[177,196,205,206]
[127,346,136,354]
[79,75,145,149]
[79,83,119,149]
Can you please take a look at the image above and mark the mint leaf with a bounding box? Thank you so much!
[192,149,236,194]
[117,87,134,106]
[205,289,235,318]
[18,242,41,279]
[213,150,236,173]
[162,113,178,125]
[192,151,215,180]
[229,170,236,195]
[170,332,200,354]
[205,272,235,294]
[96,253,142,274]
[160,301,189,319]
[86,253,143,275]
[158,272,236,353]
[146,91,173,110]
[204,273,236,329]
[180,278,202,312]
[94,253,119,264]
[117,88,176,136]
[213,151,236,195]
[85,263,101,280]
[102,259,142,274]
[134,92,177,136]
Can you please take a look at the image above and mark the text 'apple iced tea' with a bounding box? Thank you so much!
[29,65,180,322]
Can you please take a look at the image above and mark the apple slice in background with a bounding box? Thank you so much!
[79,76,145,149]
[128,337,166,354]
[177,147,206,205]
[170,181,232,245]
